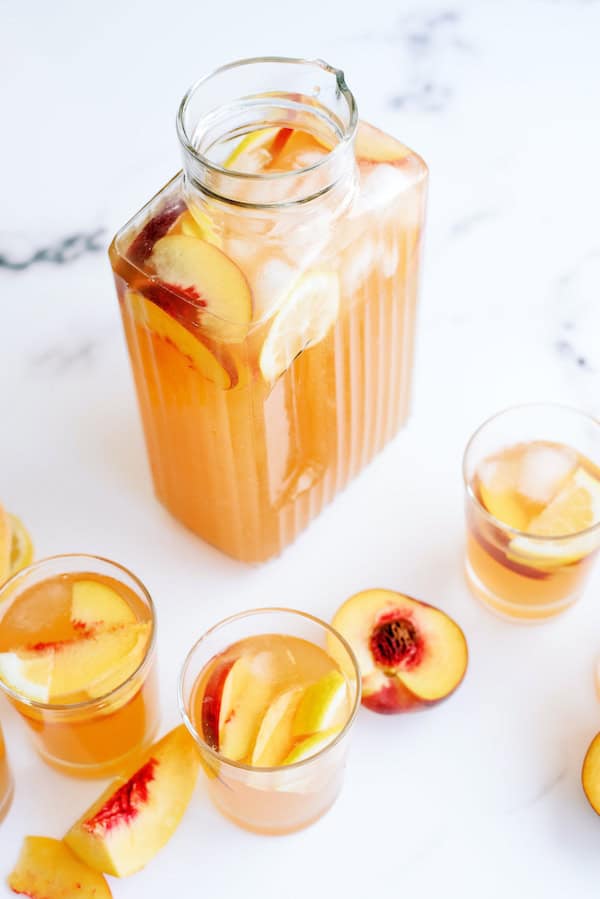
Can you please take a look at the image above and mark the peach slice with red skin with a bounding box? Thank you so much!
[331,589,468,713]
[201,654,274,762]
[8,836,112,898]
[149,234,252,341]
[127,289,235,388]
[127,201,186,267]
[65,725,199,877]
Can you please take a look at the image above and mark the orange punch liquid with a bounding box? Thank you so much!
[466,439,600,620]
[0,558,158,778]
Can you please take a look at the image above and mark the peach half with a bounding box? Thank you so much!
[331,589,468,713]
[65,725,199,877]
[8,836,112,899]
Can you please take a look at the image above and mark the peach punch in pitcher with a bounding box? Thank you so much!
[110,58,428,562]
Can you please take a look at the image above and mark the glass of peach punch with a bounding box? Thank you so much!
[109,57,428,563]
[464,404,600,621]
[0,555,158,777]
[179,608,361,834]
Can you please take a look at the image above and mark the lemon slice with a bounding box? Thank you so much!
[292,670,348,737]
[0,649,53,702]
[0,505,12,584]
[509,467,600,565]
[180,204,221,248]
[259,271,340,382]
[9,515,33,575]
[282,728,341,765]
[224,128,280,172]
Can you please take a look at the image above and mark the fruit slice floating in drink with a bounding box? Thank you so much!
[259,271,340,382]
[0,577,151,704]
[149,234,253,341]
[191,633,352,767]
[127,290,234,388]
[470,440,600,568]
[331,589,468,713]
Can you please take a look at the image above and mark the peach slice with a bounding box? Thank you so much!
[582,731,600,814]
[149,234,252,341]
[215,654,274,762]
[200,657,235,751]
[291,670,348,737]
[251,686,303,767]
[84,624,150,700]
[71,580,136,631]
[127,201,186,267]
[50,623,150,700]
[331,589,468,713]
[282,728,341,765]
[8,836,112,898]
[65,725,199,877]
[259,271,340,383]
[128,289,233,388]
[354,121,411,165]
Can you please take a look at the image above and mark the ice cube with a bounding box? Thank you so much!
[252,258,299,321]
[478,459,516,493]
[517,445,577,504]
[350,164,414,218]
[225,238,257,268]
[341,239,376,295]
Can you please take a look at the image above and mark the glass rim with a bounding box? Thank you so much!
[178,606,362,774]
[0,553,156,712]
[176,56,358,184]
[462,401,600,542]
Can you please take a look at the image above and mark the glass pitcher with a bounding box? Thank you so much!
[110,57,428,562]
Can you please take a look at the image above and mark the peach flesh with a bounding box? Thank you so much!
[331,589,468,715]
[84,758,157,836]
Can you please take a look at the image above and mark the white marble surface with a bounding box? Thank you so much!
[2,1,600,895]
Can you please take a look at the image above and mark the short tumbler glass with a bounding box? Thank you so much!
[463,403,600,621]
[179,608,361,835]
[0,554,159,778]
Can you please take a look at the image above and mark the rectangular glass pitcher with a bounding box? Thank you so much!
[110,58,428,562]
